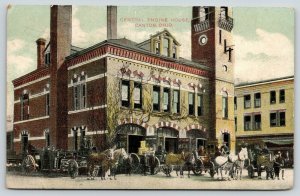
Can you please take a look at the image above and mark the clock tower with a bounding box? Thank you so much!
[191,6,236,152]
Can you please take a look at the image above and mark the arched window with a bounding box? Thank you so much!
[222,91,228,118]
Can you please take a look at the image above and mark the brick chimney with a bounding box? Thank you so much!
[36,38,46,69]
[107,6,117,39]
[49,5,72,150]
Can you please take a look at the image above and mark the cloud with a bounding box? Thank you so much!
[234,29,294,84]
[72,6,106,47]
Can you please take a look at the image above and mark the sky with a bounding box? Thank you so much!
[6,6,294,127]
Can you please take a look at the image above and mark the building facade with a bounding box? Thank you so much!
[235,76,294,159]
[12,6,236,155]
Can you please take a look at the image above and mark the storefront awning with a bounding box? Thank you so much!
[263,139,294,145]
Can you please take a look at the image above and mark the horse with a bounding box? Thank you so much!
[214,147,248,181]
[100,148,129,180]
[232,147,249,180]
[86,148,114,180]
[164,151,195,178]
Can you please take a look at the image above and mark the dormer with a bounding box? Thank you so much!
[138,29,181,59]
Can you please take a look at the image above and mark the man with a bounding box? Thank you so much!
[274,151,285,180]
[220,144,230,156]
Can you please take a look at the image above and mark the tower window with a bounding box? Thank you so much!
[222,91,228,118]
[46,93,50,115]
[219,30,222,44]
[234,96,237,110]
[199,7,209,21]
[222,65,228,72]
[220,7,228,19]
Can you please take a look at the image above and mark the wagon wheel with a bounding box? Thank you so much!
[68,159,79,179]
[247,165,254,178]
[208,161,215,178]
[129,153,141,173]
[192,159,203,175]
[22,155,37,174]
[153,156,161,174]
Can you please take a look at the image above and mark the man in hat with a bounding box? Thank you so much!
[274,151,285,180]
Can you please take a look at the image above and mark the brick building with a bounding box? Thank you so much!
[12,6,235,155]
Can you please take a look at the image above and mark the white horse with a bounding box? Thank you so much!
[214,147,248,180]
[232,147,249,180]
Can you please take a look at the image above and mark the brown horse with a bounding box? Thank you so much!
[164,151,195,178]
[86,148,114,180]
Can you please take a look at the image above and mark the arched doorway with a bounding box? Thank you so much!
[186,129,207,151]
[222,132,230,149]
[116,124,146,153]
[157,127,179,153]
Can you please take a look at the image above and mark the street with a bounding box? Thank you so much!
[6,169,293,190]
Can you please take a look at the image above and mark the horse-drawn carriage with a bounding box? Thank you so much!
[20,147,88,178]
[247,150,275,179]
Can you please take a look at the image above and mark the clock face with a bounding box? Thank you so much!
[198,34,208,45]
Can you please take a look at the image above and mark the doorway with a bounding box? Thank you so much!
[165,137,178,153]
[128,135,145,153]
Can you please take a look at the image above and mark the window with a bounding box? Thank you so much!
[121,80,130,107]
[45,52,51,65]
[73,74,87,110]
[163,88,170,112]
[254,93,261,108]
[163,38,169,56]
[220,7,228,19]
[153,86,160,111]
[199,7,209,21]
[270,91,276,104]
[172,45,176,58]
[134,82,142,109]
[234,96,237,110]
[222,65,228,72]
[279,112,286,126]
[234,117,237,132]
[253,114,261,130]
[270,111,286,127]
[46,93,50,115]
[270,112,277,127]
[197,94,203,116]
[244,94,251,109]
[21,93,29,120]
[219,30,222,44]
[222,91,228,118]
[188,93,195,115]
[155,42,160,54]
[280,89,285,103]
[173,90,180,114]
[244,116,251,131]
